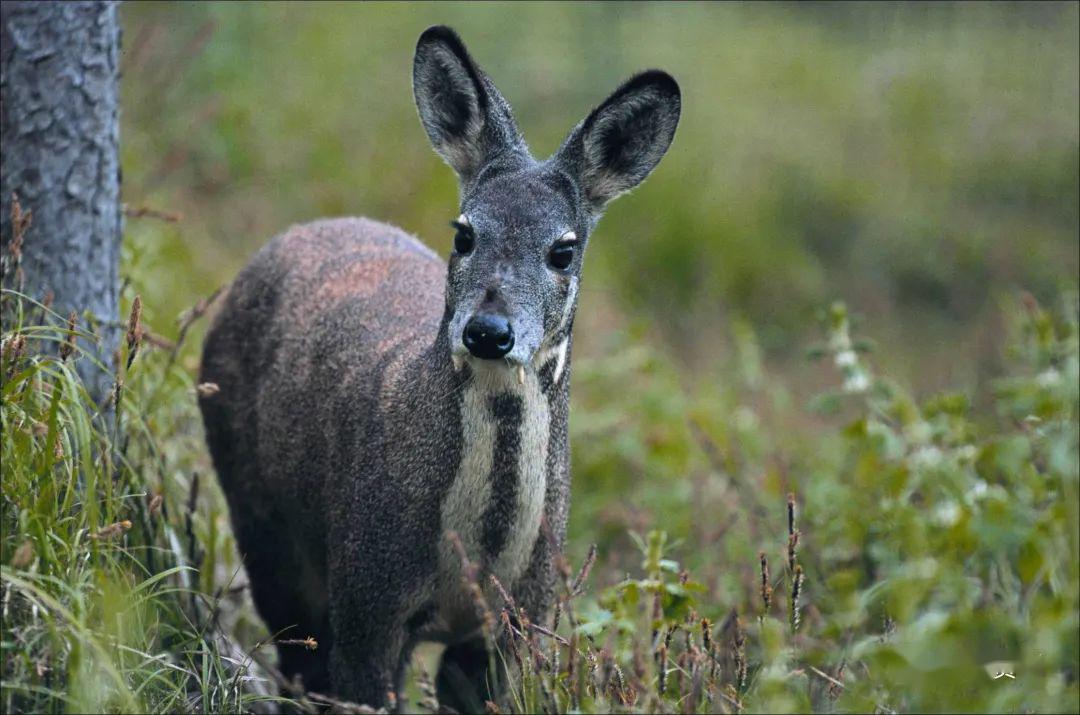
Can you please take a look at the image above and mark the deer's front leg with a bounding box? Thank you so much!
[325,513,424,711]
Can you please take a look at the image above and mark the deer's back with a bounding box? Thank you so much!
[199,217,447,556]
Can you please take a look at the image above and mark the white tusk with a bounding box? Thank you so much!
[517,365,525,385]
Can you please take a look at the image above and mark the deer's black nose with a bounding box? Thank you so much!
[463,314,515,360]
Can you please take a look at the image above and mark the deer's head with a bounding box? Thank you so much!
[413,26,681,376]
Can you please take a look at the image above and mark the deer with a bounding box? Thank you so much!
[198,25,680,711]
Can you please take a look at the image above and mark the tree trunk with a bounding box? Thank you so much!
[1,0,121,404]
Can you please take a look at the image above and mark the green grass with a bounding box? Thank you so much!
[0,270,281,712]
[3,263,1077,711]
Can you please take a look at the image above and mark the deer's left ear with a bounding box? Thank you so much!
[555,70,681,215]
[413,25,527,183]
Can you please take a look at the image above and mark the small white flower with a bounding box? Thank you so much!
[966,479,989,502]
[834,349,858,368]
[933,501,960,527]
[910,445,944,469]
[1036,368,1061,388]
[843,371,871,393]
[957,444,978,461]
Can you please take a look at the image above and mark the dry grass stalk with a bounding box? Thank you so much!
[718,685,744,712]
[527,619,569,647]
[8,193,31,256]
[807,663,845,698]
[501,609,526,677]
[126,295,143,369]
[585,647,600,699]
[567,631,580,709]
[518,610,547,674]
[141,329,176,351]
[650,590,663,647]
[549,600,562,677]
[830,660,846,698]
[787,529,800,574]
[732,616,747,691]
[759,551,773,614]
[3,334,27,380]
[447,531,496,638]
[610,661,628,704]
[59,312,77,361]
[657,642,669,696]
[489,573,518,616]
[90,520,132,540]
[787,492,796,535]
[11,540,34,569]
[147,492,164,517]
[3,333,27,363]
[570,543,597,596]
[112,377,124,408]
[170,285,224,365]
[786,492,801,574]
[6,193,30,288]
[122,203,183,222]
[702,616,718,680]
[685,655,705,715]
[790,565,805,631]
[276,636,318,651]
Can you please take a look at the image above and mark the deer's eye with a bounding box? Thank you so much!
[451,219,474,255]
[548,240,576,271]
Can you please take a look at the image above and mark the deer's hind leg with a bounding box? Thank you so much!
[231,505,332,694]
[435,636,502,714]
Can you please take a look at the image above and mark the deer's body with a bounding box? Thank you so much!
[201,217,570,701]
[200,26,678,710]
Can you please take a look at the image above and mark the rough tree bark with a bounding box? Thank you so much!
[1,0,121,404]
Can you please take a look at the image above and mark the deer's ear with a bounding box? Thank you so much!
[413,26,525,182]
[556,71,681,214]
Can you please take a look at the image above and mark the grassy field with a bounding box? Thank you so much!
[3,2,1079,713]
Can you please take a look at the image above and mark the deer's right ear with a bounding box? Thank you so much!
[413,26,523,182]
[555,70,681,216]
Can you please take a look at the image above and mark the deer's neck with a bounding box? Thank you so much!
[435,330,571,595]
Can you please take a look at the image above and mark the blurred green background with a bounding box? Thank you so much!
[120,1,1079,396]
[118,0,1080,596]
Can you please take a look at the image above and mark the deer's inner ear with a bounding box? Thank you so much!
[558,70,681,214]
[413,26,529,185]
[413,27,487,178]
